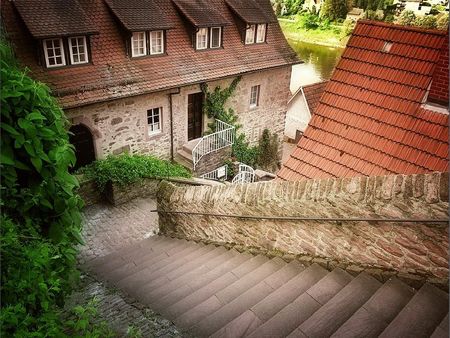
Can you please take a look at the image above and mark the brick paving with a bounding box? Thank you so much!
[68,197,183,337]
[79,197,159,264]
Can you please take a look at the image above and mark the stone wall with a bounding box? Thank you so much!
[157,172,449,286]
[66,66,291,162]
[195,146,232,177]
[78,179,103,207]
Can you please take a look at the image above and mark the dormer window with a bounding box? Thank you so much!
[195,27,222,50]
[246,24,267,44]
[196,28,208,50]
[43,38,66,68]
[43,36,90,68]
[150,31,164,54]
[68,36,88,64]
[131,31,165,57]
[131,32,147,57]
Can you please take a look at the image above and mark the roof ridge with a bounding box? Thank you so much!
[311,110,448,161]
[357,19,448,36]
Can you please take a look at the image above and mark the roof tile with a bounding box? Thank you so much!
[279,20,448,181]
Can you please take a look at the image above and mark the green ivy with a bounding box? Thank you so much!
[79,154,192,192]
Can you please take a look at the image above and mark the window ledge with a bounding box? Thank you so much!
[146,131,163,141]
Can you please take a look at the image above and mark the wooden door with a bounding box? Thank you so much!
[188,92,203,141]
[69,124,96,171]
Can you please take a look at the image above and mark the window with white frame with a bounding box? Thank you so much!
[210,27,221,48]
[196,28,208,50]
[250,85,260,107]
[147,107,162,135]
[245,25,256,44]
[150,30,164,55]
[256,24,266,43]
[68,36,88,64]
[131,31,147,57]
[43,38,66,67]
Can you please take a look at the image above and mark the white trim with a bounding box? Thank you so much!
[43,38,66,68]
[249,85,260,107]
[210,27,221,48]
[196,28,208,50]
[256,24,266,43]
[147,107,162,136]
[68,36,89,64]
[245,25,256,44]
[131,31,147,57]
[150,30,164,55]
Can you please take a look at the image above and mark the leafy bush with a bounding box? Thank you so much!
[414,15,437,28]
[0,39,86,336]
[436,13,449,30]
[81,154,191,192]
[232,134,260,168]
[257,129,281,172]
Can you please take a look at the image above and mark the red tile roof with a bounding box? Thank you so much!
[278,20,449,181]
[104,0,173,31]
[2,0,299,109]
[13,0,98,38]
[225,0,278,24]
[302,81,327,114]
[172,0,231,27]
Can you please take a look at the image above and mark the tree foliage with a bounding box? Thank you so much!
[320,0,349,21]
[396,10,417,25]
[0,39,84,335]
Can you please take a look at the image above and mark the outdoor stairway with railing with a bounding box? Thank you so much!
[88,236,449,338]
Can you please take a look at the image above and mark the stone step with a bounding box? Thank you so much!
[175,150,193,170]
[173,256,283,329]
[213,263,327,338]
[297,272,382,338]
[87,236,167,273]
[115,242,205,291]
[146,246,238,301]
[431,314,449,338]
[379,283,449,338]
[158,251,254,316]
[331,277,415,338]
[182,138,202,154]
[138,245,227,299]
[250,268,353,338]
[197,260,305,337]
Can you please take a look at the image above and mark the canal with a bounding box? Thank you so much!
[288,39,344,93]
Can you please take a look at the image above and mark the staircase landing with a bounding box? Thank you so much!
[88,236,449,338]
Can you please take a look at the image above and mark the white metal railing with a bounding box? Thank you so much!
[232,163,255,184]
[192,120,235,170]
[200,165,228,181]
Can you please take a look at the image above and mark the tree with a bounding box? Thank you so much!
[321,0,349,21]
[436,13,449,30]
[414,15,438,29]
[396,10,416,25]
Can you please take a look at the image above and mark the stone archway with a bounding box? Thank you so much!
[69,124,96,171]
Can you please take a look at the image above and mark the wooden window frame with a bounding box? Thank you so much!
[196,28,209,50]
[250,85,260,108]
[131,31,147,57]
[210,27,222,49]
[147,107,162,136]
[43,38,66,68]
[68,36,89,64]
[150,30,164,55]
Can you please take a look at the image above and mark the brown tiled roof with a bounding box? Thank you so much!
[172,0,231,27]
[302,81,327,114]
[104,0,172,31]
[278,20,449,181]
[2,0,299,109]
[225,0,278,24]
[13,0,97,38]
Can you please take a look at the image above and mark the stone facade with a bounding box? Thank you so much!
[157,172,449,286]
[66,66,291,164]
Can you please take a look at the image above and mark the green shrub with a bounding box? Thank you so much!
[232,134,260,168]
[257,129,281,172]
[0,37,85,336]
[81,154,191,192]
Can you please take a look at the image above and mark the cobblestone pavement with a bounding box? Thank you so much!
[70,197,183,337]
[79,197,159,264]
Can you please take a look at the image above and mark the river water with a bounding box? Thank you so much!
[288,39,344,93]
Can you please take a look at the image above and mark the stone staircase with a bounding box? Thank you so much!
[174,139,200,172]
[88,236,449,338]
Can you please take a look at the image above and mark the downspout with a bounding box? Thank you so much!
[169,88,181,161]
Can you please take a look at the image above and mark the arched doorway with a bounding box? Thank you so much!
[69,124,96,171]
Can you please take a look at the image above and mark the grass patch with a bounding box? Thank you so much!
[279,18,348,47]
[78,154,191,192]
